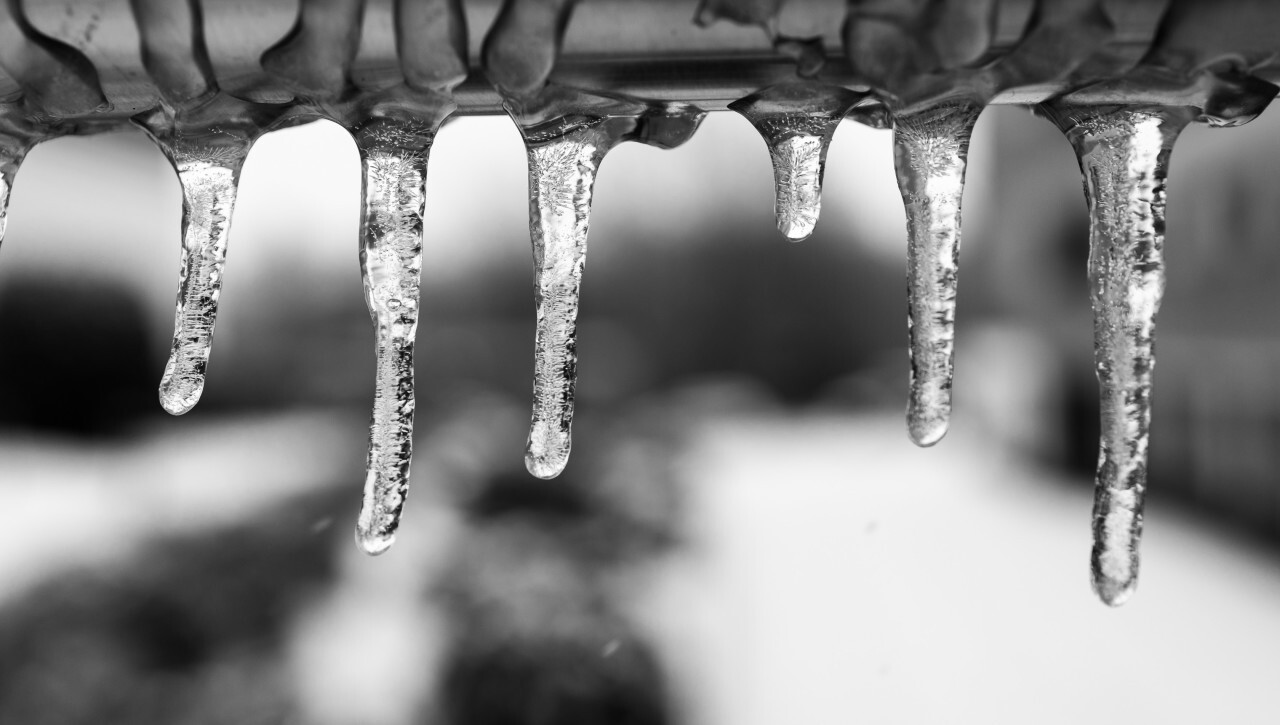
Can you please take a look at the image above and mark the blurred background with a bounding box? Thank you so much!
[0,104,1279,724]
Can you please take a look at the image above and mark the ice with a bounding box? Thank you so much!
[135,96,271,417]
[352,118,434,555]
[0,146,24,247]
[156,151,242,415]
[503,87,702,479]
[730,83,866,242]
[522,126,603,479]
[1042,102,1194,606]
[893,101,983,447]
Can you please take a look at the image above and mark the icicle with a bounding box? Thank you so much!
[136,97,269,416]
[1044,103,1193,606]
[0,141,28,247]
[730,83,865,241]
[893,100,983,447]
[504,89,702,479]
[159,143,245,415]
[521,125,605,479]
[352,117,434,555]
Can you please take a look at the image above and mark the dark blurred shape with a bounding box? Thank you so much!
[0,275,154,436]
[442,632,669,725]
[423,227,904,407]
[468,470,590,521]
[435,403,686,725]
[0,487,345,725]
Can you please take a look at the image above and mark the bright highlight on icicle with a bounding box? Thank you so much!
[523,126,606,480]
[730,84,864,242]
[1045,103,1192,606]
[353,119,432,555]
[893,101,983,447]
[159,147,246,415]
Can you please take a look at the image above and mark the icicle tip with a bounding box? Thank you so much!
[355,525,396,556]
[777,214,816,243]
[1091,574,1136,607]
[525,420,571,479]
[158,368,203,416]
[907,409,949,447]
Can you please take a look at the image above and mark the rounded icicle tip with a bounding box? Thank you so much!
[525,420,571,480]
[158,373,203,416]
[907,413,948,448]
[780,226,813,243]
[1092,574,1136,607]
[355,524,396,557]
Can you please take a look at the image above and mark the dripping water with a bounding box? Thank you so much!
[893,101,983,447]
[1043,102,1193,606]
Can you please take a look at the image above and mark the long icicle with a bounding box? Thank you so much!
[154,137,250,415]
[353,118,432,555]
[1047,103,1192,606]
[893,101,983,447]
[523,123,607,480]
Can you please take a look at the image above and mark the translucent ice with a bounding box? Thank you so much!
[522,127,602,479]
[136,97,270,416]
[352,118,433,555]
[1043,103,1193,606]
[893,101,983,447]
[730,84,866,241]
[0,143,26,247]
[504,87,702,479]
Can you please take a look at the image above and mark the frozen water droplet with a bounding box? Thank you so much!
[352,117,434,554]
[505,86,703,479]
[730,84,866,242]
[893,101,983,447]
[1041,102,1194,606]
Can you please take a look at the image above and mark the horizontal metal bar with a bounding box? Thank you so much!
[6,0,1280,123]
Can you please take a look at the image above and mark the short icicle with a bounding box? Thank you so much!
[1044,103,1193,606]
[160,143,244,415]
[892,100,983,447]
[352,117,433,555]
[137,97,267,416]
[730,83,866,241]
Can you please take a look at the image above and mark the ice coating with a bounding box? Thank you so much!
[730,85,865,242]
[523,125,606,479]
[0,148,23,246]
[1046,103,1192,606]
[157,143,247,415]
[892,101,983,447]
[353,119,433,555]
